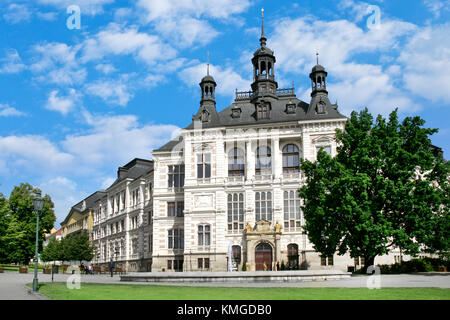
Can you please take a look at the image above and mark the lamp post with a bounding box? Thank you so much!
[31,189,45,292]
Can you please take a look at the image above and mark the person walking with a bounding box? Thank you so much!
[109,259,115,277]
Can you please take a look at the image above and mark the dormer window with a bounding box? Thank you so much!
[286,102,296,114]
[231,107,241,118]
[201,110,209,122]
[257,102,270,120]
[316,101,326,114]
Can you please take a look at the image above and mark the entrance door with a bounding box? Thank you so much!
[255,243,272,271]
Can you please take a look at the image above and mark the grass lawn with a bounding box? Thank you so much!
[29,282,450,300]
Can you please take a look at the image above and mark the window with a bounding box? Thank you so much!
[315,137,332,157]
[228,147,245,176]
[168,201,184,217]
[198,224,211,246]
[257,103,270,120]
[255,191,272,222]
[148,235,152,252]
[201,110,209,122]
[168,202,175,217]
[321,255,334,266]
[316,101,326,114]
[282,144,300,173]
[284,191,302,231]
[168,259,183,272]
[131,189,140,206]
[121,190,126,210]
[255,146,272,175]
[287,244,299,270]
[168,228,184,249]
[232,245,241,264]
[168,165,185,188]
[198,258,210,270]
[197,153,211,179]
[176,202,184,217]
[227,193,244,232]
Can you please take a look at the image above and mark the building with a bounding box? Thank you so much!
[60,191,106,239]
[73,14,414,272]
[91,158,154,271]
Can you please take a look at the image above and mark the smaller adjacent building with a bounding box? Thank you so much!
[60,191,106,239]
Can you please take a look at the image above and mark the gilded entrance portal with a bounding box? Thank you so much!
[245,220,282,271]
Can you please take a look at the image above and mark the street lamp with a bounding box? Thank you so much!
[31,189,44,292]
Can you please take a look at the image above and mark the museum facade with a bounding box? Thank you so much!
[84,19,410,272]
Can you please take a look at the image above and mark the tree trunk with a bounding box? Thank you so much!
[362,256,376,274]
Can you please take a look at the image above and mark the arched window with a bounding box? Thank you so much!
[232,245,241,264]
[287,244,299,270]
[256,146,271,175]
[282,144,300,173]
[228,147,245,176]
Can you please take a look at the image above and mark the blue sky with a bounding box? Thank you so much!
[0,0,449,226]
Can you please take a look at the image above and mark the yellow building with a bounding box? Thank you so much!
[61,191,106,239]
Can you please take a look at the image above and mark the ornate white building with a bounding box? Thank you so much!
[88,19,411,273]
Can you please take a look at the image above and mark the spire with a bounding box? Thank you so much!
[207,51,210,76]
[260,8,266,47]
[316,50,319,65]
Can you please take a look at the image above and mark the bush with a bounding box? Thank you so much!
[242,262,247,271]
[280,261,286,271]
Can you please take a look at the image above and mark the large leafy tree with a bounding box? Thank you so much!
[299,108,449,271]
[66,231,95,264]
[6,183,56,264]
[0,193,11,263]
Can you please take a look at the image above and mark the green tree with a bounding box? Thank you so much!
[40,238,59,266]
[299,108,449,272]
[6,183,56,264]
[0,193,11,263]
[67,231,95,265]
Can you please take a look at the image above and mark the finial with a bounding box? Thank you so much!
[316,49,319,65]
[207,51,210,76]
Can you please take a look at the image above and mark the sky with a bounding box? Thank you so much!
[0,0,449,227]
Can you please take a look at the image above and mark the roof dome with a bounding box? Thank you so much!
[253,46,274,57]
[201,74,216,83]
[312,64,325,72]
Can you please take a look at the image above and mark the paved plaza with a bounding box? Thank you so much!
[0,271,448,300]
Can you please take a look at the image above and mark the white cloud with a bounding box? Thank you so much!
[31,42,87,86]
[45,89,80,115]
[0,103,26,117]
[39,177,88,225]
[398,23,450,104]
[0,135,74,175]
[179,63,251,98]
[85,78,134,107]
[37,0,113,16]
[137,0,251,48]
[62,111,180,168]
[2,4,32,24]
[36,11,58,21]
[95,63,117,74]
[423,0,450,18]
[268,16,418,115]
[81,23,177,66]
[0,49,26,74]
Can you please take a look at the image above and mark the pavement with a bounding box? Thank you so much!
[0,271,449,300]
